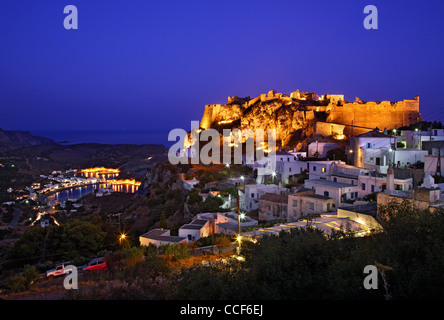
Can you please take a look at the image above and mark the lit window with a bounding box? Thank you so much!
[321,167,326,173]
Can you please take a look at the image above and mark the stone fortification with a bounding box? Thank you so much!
[199,90,422,151]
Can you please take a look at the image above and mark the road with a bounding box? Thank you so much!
[8,208,22,228]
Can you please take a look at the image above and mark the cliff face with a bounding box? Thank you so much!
[198,90,422,151]
[0,129,55,153]
[199,90,328,151]
[139,162,181,194]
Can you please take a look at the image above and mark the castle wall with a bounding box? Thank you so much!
[200,104,221,129]
[326,98,421,135]
[315,122,345,136]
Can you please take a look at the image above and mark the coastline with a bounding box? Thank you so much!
[37,182,139,204]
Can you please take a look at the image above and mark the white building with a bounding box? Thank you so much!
[424,154,444,177]
[288,189,336,220]
[348,128,396,174]
[358,170,412,197]
[139,229,188,247]
[308,142,339,158]
[196,212,258,235]
[275,160,307,184]
[400,128,444,150]
[178,219,210,242]
[304,179,360,207]
[393,149,428,168]
[307,160,343,180]
[243,184,288,212]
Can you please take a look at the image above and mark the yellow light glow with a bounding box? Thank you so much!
[81,167,120,174]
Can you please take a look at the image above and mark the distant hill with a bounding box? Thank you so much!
[0,129,56,152]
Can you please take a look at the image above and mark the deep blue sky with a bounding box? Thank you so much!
[1,0,444,134]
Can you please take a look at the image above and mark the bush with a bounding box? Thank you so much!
[160,243,190,261]
[6,275,27,293]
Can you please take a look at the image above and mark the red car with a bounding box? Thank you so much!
[82,257,107,273]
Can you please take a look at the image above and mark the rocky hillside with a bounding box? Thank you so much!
[200,91,329,151]
[0,129,55,152]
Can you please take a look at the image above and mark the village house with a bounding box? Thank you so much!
[348,128,396,174]
[178,219,210,242]
[139,228,188,247]
[258,193,289,221]
[288,189,336,220]
[376,175,444,218]
[243,184,289,212]
[308,141,339,158]
[195,212,258,235]
[275,159,307,185]
[304,179,360,207]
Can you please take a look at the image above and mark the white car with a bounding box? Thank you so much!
[46,262,74,278]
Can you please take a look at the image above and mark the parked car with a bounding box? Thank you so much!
[80,257,107,273]
[46,262,74,279]
[409,161,424,169]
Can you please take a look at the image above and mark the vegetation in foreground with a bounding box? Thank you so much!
[1,200,444,300]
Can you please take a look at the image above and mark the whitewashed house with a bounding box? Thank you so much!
[348,128,396,173]
[139,229,188,247]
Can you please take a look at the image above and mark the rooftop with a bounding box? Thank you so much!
[140,229,187,243]
[179,219,208,230]
[355,128,391,139]
[307,179,356,188]
[260,193,289,203]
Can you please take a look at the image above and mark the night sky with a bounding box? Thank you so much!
[1,0,444,136]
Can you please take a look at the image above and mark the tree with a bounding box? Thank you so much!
[159,211,167,229]
[215,235,231,254]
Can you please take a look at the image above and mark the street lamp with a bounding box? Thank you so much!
[271,171,276,184]
[119,233,127,245]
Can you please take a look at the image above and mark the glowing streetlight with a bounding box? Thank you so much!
[119,233,127,245]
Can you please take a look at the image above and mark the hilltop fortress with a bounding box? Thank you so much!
[199,90,422,151]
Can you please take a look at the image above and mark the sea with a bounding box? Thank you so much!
[30,129,176,148]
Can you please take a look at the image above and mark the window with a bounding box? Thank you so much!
[313,166,317,171]
[333,177,337,182]
[351,180,354,185]
[309,202,314,210]
[370,157,374,164]
[355,192,358,198]
[289,167,292,172]
[376,157,381,166]
[367,142,372,148]
[371,185,375,192]
[362,183,366,191]
[251,193,254,198]
[321,167,326,173]
[293,200,298,207]
[324,191,329,197]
